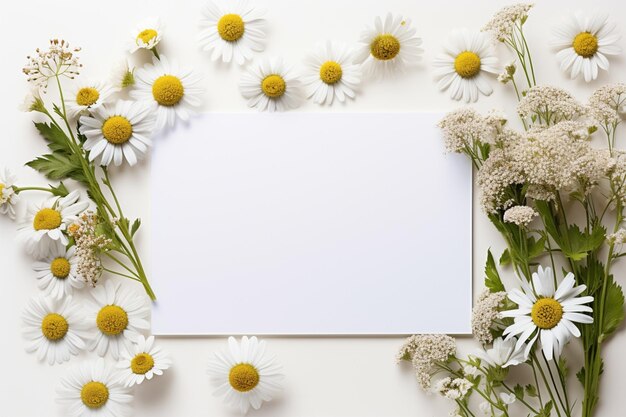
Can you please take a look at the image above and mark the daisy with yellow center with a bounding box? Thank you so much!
[117,335,172,387]
[19,190,88,259]
[58,358,133,417]
[208,336,284,414]
[434,29,499,103]
[130,55,204,132]
[79,100,153,167]
[502,266,593,361]
[240,58,302,112]
[198,0,267,65]
[552,12,621,82]
[129,17,164,54]
[303,41,362,105]
[0,166,18,220]
[65,80,116,118]
[22,296,88,365]
[355,13,424,78]
[88,280,150,359]
[32,246,83,300]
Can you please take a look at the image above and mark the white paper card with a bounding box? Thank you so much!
[151,113,472,335]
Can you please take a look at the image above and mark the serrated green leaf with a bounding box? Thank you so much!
[601,278,625,341]
[577,366,585,386]
[485,250,505,293]
[34,122,73,154]
[500,249,511,266]
[131,218,141,237]
[528,235,546,259]
[26,153,85,183]
[48,182,69,197]
[525,384,538,398]
[513,384,524,400]
[558,356,569,379]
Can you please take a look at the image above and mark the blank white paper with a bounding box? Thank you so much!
[151,113,472,335]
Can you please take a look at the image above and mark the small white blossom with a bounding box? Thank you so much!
[503,205,537,226]
[500,392,517,405]
[483,3,534,42]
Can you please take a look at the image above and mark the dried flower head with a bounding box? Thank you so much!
[588,83,626,126]
[472,290,507,345]
[23,39,82,91]
[397,334,456,390]
[503,205,537,226]
[68,211,111,286]
[518,86,586,125]
[482,3,534,42]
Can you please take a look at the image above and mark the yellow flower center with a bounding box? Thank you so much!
[137,29,158,45]
[76,87,100,106]
[0,183,5,196]
[152,75,185,106]
[370,34,401,61]
[217,14,245,42]
[102,116,133,144]
[531,298,563,329]
[229,363,260,392]
[96,305,129,336]
[454,51,482,78]
[50,257,71,279]
[572,32,598,58]
[81,381,109,409]
[33,208,62,231]
[41,313,69,341]
[319,61,343,84]
[261,75,286,98]
[131,353,155,375]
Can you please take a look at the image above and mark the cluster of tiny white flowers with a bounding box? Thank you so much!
[68,211,112,287]
[438,108,507,154]
[503,205,537,226]
[608,151,626,207]
[397,334,457,390]
[434,377,473,400]
[477,147,525,212]
[608,228,626,245]
[23,39,82,91]
[518,86,586,124]
[497,62,517,84]
[482,3,534,41]
[472,290,507,345]
[588,83,626,126]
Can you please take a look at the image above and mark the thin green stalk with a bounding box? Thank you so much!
[531,352,562,417]
[102,267,140,282]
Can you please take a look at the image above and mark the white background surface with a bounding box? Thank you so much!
[151,113,472,335]
[1,0,626,416]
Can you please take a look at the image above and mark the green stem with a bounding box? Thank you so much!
[12,186,57,194]
[532,352,562,417]
[102,267,141,282]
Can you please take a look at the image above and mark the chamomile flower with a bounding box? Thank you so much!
[79,100,154,167]
[239,58,302,112]
[0,166,18,219]
[88,280,150,360]
[355,13,424,78]
[65,80,116,119]
[117,335,171,387]
[129,17,164,54]
[434,29,499,103]
[198,0,267,65]
[208,336,284,414]
[57,358,133,417]
[20,190,88,259]
[22,296,88,365]
[33,246,83,299]
[501,266,594,361]
[552,12,621,82]
[130,55,204,132]
[302,41,362,105]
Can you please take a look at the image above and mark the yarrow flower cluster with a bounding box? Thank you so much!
[22,39,82,91]
[472,290,507,345]
[607,228,626,245]
[434,377,473,400]
[503,205,537,226]
[518,86,586,124]
[68,211,112,287]
[588,83,626,126]
[438,108,506,153]
[482,3,534,42]
[397,334,456,389]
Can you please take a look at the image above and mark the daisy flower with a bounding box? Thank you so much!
[130,55,204,132]
[33,245,83,299]
[552,12,621,82]
[0,166,18,219]
[22,296,88,365]
[355,13,424,78]
[302,41,362,105]
[57,358,133,417]
[239,58,302,112]
[501,266,594,361]
[116,335,172,387]
[129,17,164,54]
[434,29,499,103]
[198,0,267,65]
[88,280,150,359]
[111,60,135,89]
[65,80,116,119]
[208,336,284,414]
[79,100,154,167]
[20,190,88,259]
[473,337,528,368]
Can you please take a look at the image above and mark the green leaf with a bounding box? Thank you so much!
[561,224,606,261]
[131,218,141,237]
[34,122,73,154]
[558,356,569,379]
[601,278,625,341]
[26,153,85,183]
[500,249,511,266]
[48,182,69,197]
[485,250,505,293]
[535,401,553,417]
[527,235,546,260]
[513,384,524,400]
[577,367,585,386]
[525,384,538,398]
